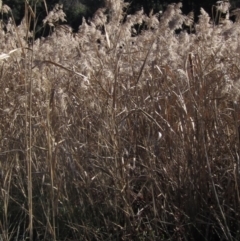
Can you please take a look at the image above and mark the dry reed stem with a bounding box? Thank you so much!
[0,0,240,240]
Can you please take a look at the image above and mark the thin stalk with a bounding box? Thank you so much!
[203,122,233,241]
[47,89,56,241]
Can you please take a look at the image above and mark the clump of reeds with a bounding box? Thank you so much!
[0,0,240,240]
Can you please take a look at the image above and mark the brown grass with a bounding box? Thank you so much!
[0,0,240,240]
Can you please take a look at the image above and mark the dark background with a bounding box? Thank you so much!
[2,0,240,36]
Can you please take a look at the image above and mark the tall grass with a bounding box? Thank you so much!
[0,0,240,240]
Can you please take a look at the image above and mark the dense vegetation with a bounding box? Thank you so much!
[1,0,240,240]
[2,0,240,34]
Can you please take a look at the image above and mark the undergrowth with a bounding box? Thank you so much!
[0,0,240,240]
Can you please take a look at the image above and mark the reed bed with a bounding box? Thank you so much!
[0,0,240,240]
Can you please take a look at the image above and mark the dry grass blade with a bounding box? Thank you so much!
[135,39,155,85]
[0,0,239,240]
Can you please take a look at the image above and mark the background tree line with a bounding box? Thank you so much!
[2,0,240,36]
